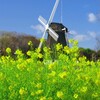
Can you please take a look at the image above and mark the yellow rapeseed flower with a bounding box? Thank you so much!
[17,64,26,71]
[81,86,87,93]
[15,49,23,55]
[40,38,45,42]
[38,53,43,59]
[63,46,70,53]
[36,90,43,95]
[36,83,42,89]
[58,72,67,79]
[27,51,31,56]
[8,85,13,91]
[73,40,78,45]
[28,41,33,46]
[52,79,56,83]
[36,48,41,53]
[19,87,27,95]
[56,43,63,51]
[48,63,55,70]
[57,91,63,99]
[69,39,74,43]
[43,47,48,52]
[49,71,56,77]
[40,97,46,100]
[73,94,78,99]
[6,47,11,54]
[31,92,35,97]
[92,93,98,97]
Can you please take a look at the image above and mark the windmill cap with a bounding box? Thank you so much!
[50,22,68,32]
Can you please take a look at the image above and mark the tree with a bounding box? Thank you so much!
[0,32,39,55]
[79,47,97,61]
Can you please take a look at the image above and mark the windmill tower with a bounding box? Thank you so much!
[38,0,68,48]
[47,22,68,48]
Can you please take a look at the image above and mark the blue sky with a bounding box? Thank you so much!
[0,0,100,49]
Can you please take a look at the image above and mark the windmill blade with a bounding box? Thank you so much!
[38,30,47,48]
[48,27,59,41]
[48,0,60,24]
[38,16,47,27]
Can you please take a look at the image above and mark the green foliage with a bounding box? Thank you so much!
[0,40,100,100]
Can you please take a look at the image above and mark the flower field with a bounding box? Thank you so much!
[0,40,100,100]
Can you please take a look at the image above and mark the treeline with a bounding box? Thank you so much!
[0,32,39,55]
[0,32,100,60]
[79,48,100,61]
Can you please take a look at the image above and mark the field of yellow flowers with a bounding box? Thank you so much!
[0,40,100,100]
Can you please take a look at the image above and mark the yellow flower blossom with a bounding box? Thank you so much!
[81,86,87,93]
[73,94,78,99]
[36,48,41,53]
[31,92,35,96]
[92,93,98,97]
[52,79,56,83]
[57,91,63,99]
[27,51,31,56]
[15,49,22,55]
[40,38,45,43]
[63,46,70,53]
[56,43,63,51]
[69,39,74,43]
[38,53,43,58]
[58,72,67,79]
[48,63,55,70]
[40,97,46,100]
[36,83,42,89]
[19,87,27,95]
[73,40,78,45]
[28,41,33,46]
[17,64,26,71]
[6,47,11,54]
[43,47,50,53]
[49,71,56,77]
[8,85,13,91]
[36,90,43,95]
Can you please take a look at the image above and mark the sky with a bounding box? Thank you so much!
[0,0,100,50]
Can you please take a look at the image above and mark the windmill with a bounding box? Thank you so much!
[38,0,68,48]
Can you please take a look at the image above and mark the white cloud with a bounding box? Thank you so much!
[69,30,89,42]
[70,30,98,42]
[88,31,96,38]
[74,34,89,42]
[69,30,78,35]
[31,24,44,34]
[31,24,45,38]
[88,13,97,23]
[71,30,98,42]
